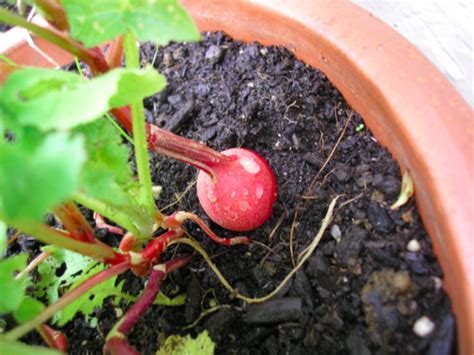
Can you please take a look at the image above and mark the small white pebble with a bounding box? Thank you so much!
[407,239,421,252]
[432,276,443,291]
[247,82,255,88]
[342,276,348,283]
[259,48,268,56]
[115,307,124,318]
[413,316,435,337]
[330,224,342,243]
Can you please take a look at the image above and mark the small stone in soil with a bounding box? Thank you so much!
[244,298,303,324]
[407,239,421,252]
[205,45,225,64]
[413,316,436,337]
[330,224,342,242]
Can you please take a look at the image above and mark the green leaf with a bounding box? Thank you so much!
[156,331,215,355]
[55,262,125,326]
[34,248,124,326]
[0,338,61,355]
[0,66,166,131]
[74,119,139,209]
[63,0,200,48]
[0,132,85,221]
[0,221,6,256]
[34,249,93,306]
[154,292,185,306]
[13,296,45,324]
[0,254,28,314]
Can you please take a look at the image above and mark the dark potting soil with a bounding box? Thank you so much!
[8,32,455,354]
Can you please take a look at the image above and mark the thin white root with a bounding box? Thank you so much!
[171,195,340,304]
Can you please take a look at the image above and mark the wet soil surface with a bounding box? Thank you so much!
[8,32,455,354]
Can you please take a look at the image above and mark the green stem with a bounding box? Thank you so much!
[4,262,129,341]
[72,192,147,238]
[0,8,108,73]
[11,220,115,260]
[123,31,156,216]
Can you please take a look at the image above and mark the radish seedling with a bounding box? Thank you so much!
[0,1,277,354]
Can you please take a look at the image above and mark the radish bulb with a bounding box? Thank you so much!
[148,126,277,231]
[197,148,277,231]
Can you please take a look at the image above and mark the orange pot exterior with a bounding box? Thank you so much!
[1,1,472,352]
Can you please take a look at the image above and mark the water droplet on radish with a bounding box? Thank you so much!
[255,184,264,199]
[240,157,260,174]
[231,191,236,198]
[207,189,217,203]
[242,189,248,196]
[239,201,250,211]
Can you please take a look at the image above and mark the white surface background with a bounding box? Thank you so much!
[353,0,473,107]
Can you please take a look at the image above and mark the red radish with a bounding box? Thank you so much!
[148,126,277,231]
[196,148,277,231]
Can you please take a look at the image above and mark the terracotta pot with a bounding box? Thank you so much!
[1,1,472,353]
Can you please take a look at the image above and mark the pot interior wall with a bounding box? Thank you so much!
[180,1,473,353]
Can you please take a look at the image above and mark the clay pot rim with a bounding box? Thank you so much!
[1,1,472,353]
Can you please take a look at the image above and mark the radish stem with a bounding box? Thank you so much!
[123,31,156,217]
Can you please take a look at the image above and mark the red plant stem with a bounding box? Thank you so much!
[104,255,192,355]
[37,324,67,351]
[111,107,233,179]
[119,267,165,334]
[0,8,108,75]
[34,0,69,31]
[140,229,183,264]
[5,262,129,341]
[94,212,124,235]
[165,212,251,246]
[106,36,124,69]
[104,337,139,355]
[54,202,96,242]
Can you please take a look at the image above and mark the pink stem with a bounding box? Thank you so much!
[104,338,139,355]
[105,256,191,355]
[148,125,234,180]
[140,229,183,264]
[94,212,124,235]
[165,212,252,245]
[118,267,165,334]
[37,324,67,352]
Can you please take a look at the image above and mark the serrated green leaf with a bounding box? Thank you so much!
[74,119,139,208]
[0,132,85,220]
[0,254,28,314]
[13,296,45,324]
[156,331,215,355]
[63,0,200,48]
[0,221,6,256]
[34,248,124,326]
[0,338,61,355]
[0,66,166,131]
[55,262,125,326]
[34,249,93,305]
